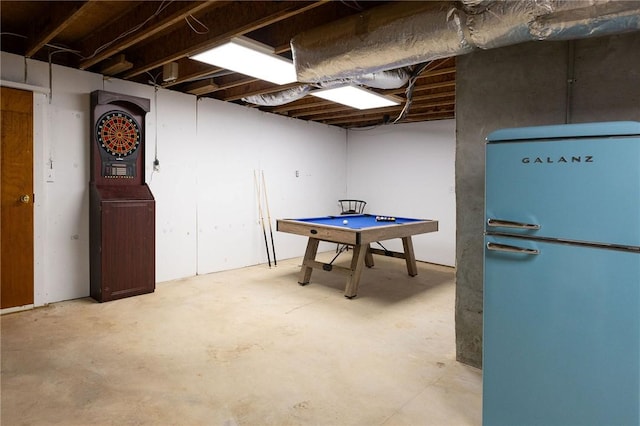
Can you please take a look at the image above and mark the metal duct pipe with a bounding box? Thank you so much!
[242,69,409,106]
[315,69,411,90]
[291,1,472,83]
[291,0,640,84]
[532,0,640,40]
[465,1,552,49]
[353,69,411,89]
[466,0,640,49]
[242,85,311,106]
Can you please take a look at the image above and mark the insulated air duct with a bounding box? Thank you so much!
[291,1,472,84]
[291,0,640,84]
[242,85,311,106]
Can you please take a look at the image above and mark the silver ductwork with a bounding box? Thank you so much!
[242,69,410,106]
[291,1,472,84]
[244,0,639,107]
[242,85,311,106]
[465,0,640,49]
[291,0,640,84]
[531,0,640,40]
[464,0,553,49]
[315,69,411,90]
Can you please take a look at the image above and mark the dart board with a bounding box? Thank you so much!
[90,90,150,185]
[96,110,141,157]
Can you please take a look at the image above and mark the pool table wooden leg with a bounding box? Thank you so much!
[402,236,418,276]
[298,237,320,285]
[364,243,374,268]
[344,243,367,298]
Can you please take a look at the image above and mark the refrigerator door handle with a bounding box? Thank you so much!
[486,242,540,255]
[487,218,541,230]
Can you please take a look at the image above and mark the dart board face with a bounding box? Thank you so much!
[95,110,141,157]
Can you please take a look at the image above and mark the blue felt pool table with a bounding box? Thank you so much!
[276,214,439,298]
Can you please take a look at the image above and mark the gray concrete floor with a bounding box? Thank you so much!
[1,253,481,425]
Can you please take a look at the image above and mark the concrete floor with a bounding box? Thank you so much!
[1,253,481,426]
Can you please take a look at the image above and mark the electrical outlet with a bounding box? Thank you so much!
[46,168,55,182]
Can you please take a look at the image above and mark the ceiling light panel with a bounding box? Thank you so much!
[190,37,297,85]
[310,86,400,110]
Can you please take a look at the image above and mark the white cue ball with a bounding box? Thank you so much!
[343,219,349,225]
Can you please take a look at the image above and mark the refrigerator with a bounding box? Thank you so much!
[482,121,640,426]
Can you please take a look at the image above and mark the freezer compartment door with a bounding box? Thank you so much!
[485,135,640,246]
[483,235,640,426]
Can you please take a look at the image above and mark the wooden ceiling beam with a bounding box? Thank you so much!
[313,100,455,123]
[322,115,393,126]
[270,97,331,113]
[401,111,456,122]
[284,90,454,118]
[79,1,217,70]
[324,108,454,126]
[122,1,328,80]
[406,109,455,118]
[417,66,456,78]
[161,59,222,87]
[288,103,358,118]
[213,76,260,92]
[162,63,262,91]
[384,80,455,97]
[247,1,371,54]
[299,105,402,122]
[25,0,94,58]
[184,79,219,96]
[405,100,456,111]
[410,91,455,101]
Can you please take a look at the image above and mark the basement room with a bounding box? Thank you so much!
[1,1,639,425]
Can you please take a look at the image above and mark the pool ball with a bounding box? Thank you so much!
[343,219,349,225]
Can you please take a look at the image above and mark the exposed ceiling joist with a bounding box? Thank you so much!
[122,1,327,80]
[79,1,216,70]
[26,0,94,58]
[0,1,459,128]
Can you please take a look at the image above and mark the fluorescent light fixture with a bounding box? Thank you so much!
[310,85,400,110]
[190,37,297,85]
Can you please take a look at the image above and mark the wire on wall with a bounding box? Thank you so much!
[147,72,161,182]
[153,84,160,172]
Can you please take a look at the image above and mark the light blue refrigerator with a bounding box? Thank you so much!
[483,121,640,426]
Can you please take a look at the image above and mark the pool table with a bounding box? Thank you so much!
[276,214,439,298]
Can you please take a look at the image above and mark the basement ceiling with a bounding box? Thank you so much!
[0,1,456,129]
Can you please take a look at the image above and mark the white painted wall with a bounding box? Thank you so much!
[143,88,199,282]
[346,120,456,266]
[1,51,456,305]
[195,99,346,274]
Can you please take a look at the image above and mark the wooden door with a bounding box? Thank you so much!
[1,87,34,309]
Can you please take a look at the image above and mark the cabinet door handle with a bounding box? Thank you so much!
[487,218,540,230]
[487,242,539,255]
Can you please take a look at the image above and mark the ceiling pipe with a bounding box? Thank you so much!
[242,85,311,106]
[244,0,639,107]
[242,69,410,107]
[292,1,472,83]
[291,0,640,83]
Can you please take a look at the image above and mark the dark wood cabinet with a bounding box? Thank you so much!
[90,185,155,302]
[88,90,154,302]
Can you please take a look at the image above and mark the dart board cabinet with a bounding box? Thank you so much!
[89,90,155,302]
